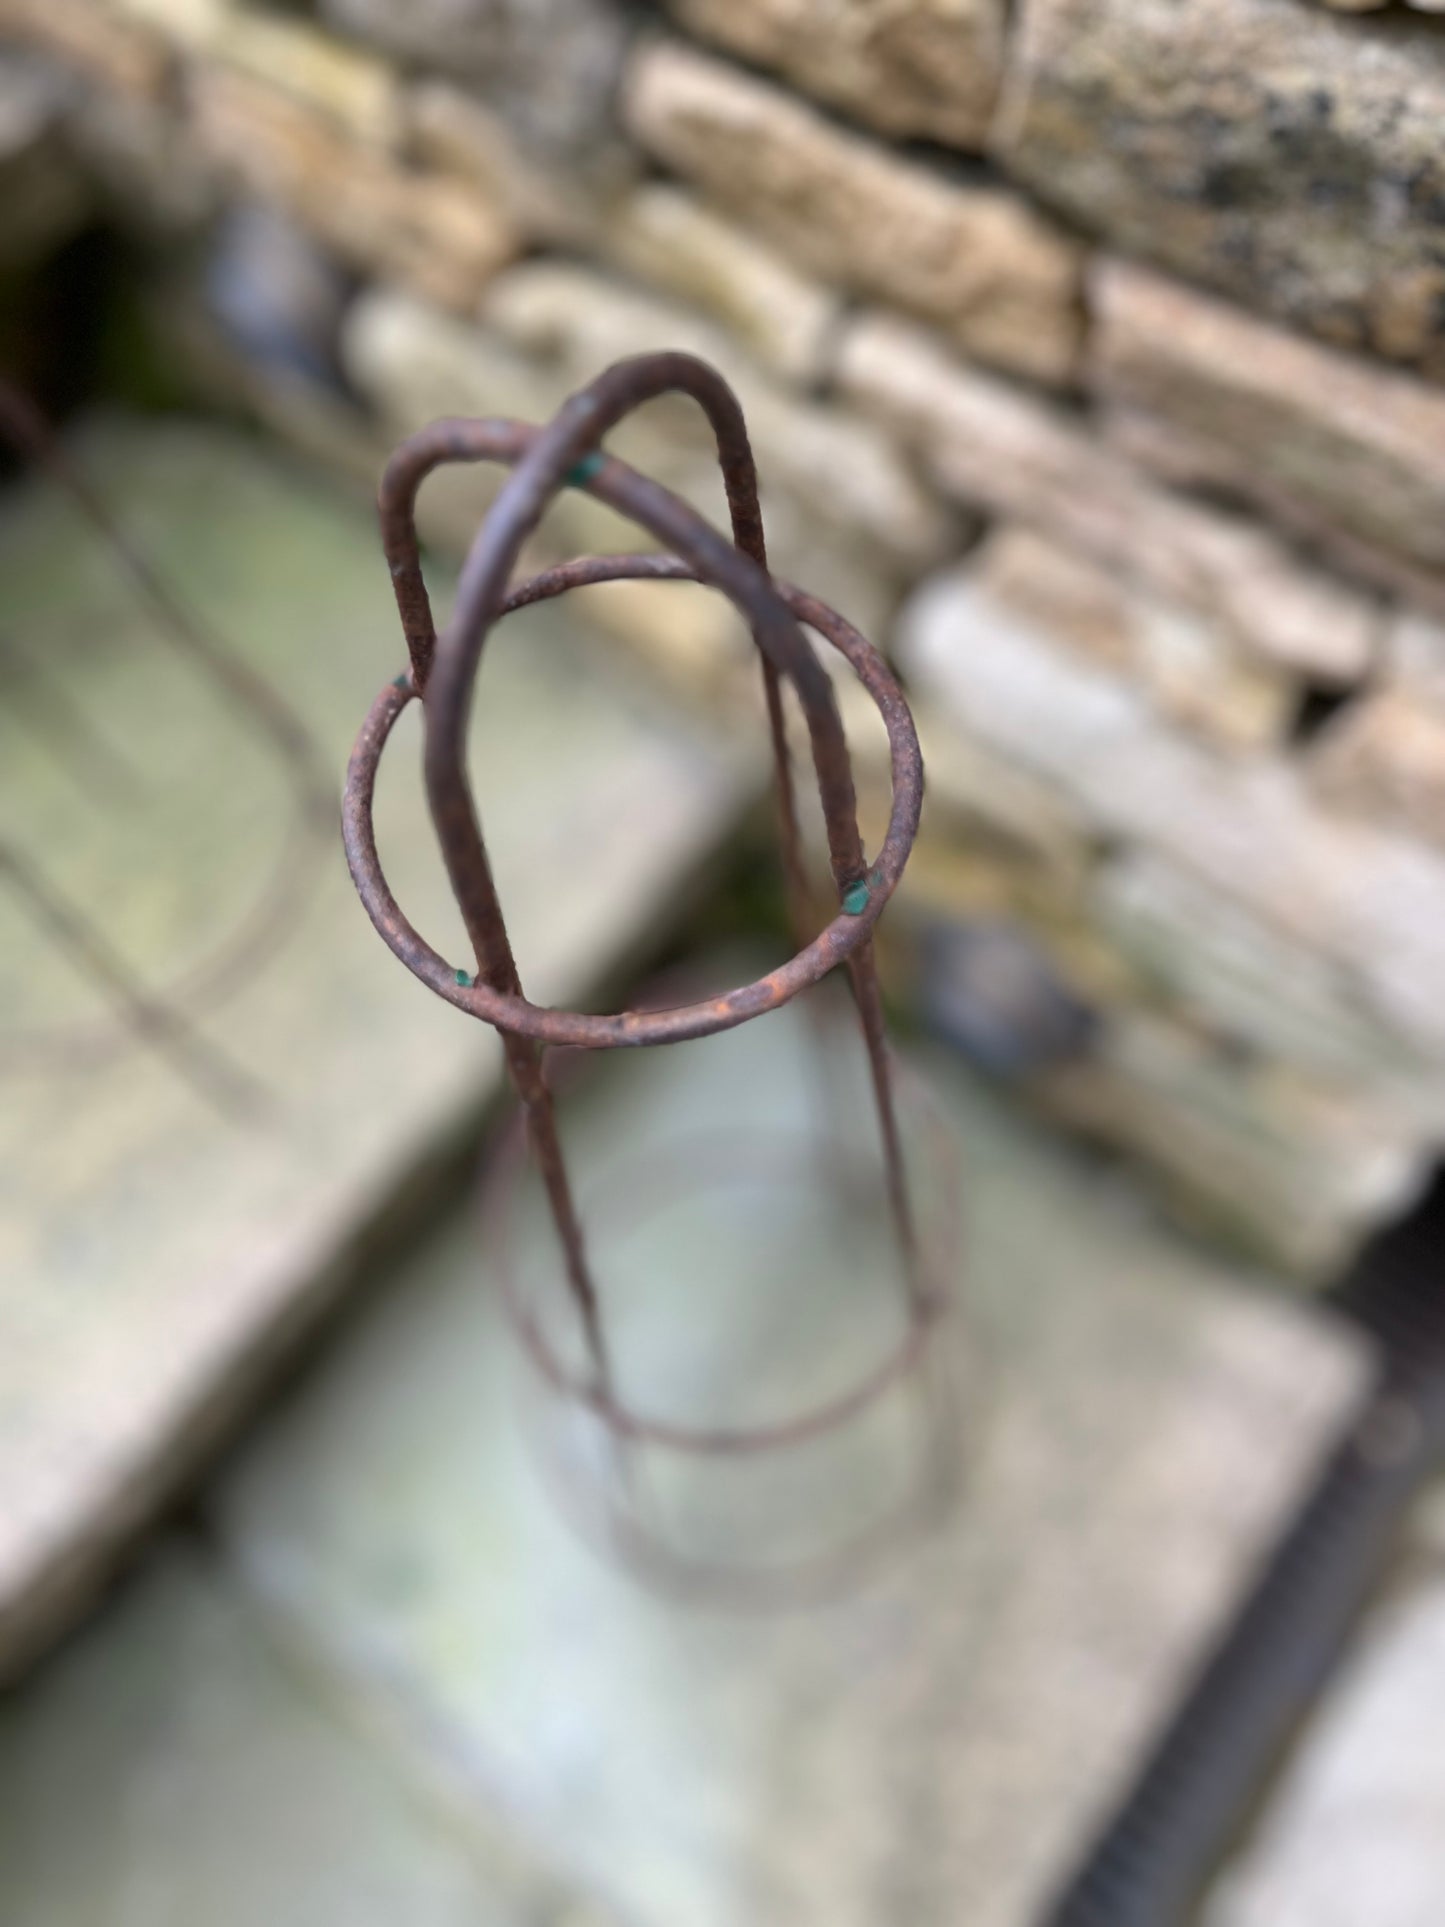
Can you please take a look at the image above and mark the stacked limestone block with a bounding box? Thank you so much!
[8,0,1445,1273]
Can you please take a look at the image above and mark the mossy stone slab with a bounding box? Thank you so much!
[0,1543,610,1927]
[208,1002,1368,1927]
[0,416,753,1677]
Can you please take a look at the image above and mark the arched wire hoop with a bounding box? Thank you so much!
[343,354,941,1577]
[0,380,333,1109]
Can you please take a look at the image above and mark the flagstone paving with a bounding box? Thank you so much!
[0,416,755,1677]
[0,1000,1363,1927]
[1207,1486,1445,1927]
[0,1544,608,1927]
[2,418,1421,1927]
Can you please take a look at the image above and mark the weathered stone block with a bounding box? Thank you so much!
[998,0,1445,378]
[624,40,1082,386]
[1310,691,1445,850]
[1092,259,1445,590]
[341,288,636,609]
[908,710,1097,892]
[69,78,218,233]
[480,262,958,570]
[320,0,630,157]
[605,184,840,385]
[189,65,519,312]
[341,283,937,692]
[2,0,169,97]
[894,565,1445,1067]
[112,0,226,49]
[660,0,1005,148]
[838,312,1383,683]
[405,81,596,246]
[1095,852,1432,1119]
[975,526,1293,750]
[209,11,401,148]
[343,283,550,435]
[0,52,90,271]
[1037,1010,1425,1277]
[1386,607,1445,705]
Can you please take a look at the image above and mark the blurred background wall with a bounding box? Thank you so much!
[5,0,1445,1279]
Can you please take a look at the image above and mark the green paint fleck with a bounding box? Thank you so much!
[841,879,870,917]
[454,968,473,988]
[392,673,410,691]
[566,450,605,489]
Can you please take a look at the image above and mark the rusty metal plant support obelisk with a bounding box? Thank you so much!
[343,353,943,1575]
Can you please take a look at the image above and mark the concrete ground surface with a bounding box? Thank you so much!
[0,993,1376,1927]
[0,417,753,1674]
[4,416,1442,1927]
[1207,1488,1445,1927]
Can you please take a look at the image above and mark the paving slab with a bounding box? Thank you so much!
[206,999,1369,1927]
[1206,1503,1445,1927]
[0,1542,603,1927]
[0,416,753,1677]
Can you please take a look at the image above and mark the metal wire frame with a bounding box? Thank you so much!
[0,379,333,1110]
[481,1006,968,1604]
[342,351,937,1488]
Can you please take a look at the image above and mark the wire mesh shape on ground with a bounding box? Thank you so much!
[0,380,333,1116]
[342,351,953,1590]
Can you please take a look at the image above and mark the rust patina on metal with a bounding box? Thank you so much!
[343,352,944,1584]
[0,380,333,1114]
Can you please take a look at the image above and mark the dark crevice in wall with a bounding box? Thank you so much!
[887,135,1008,192]
[1330,1158,1445,1365]
[1289,681,1357,748]
[1328,3,1445,45]
[0,223,128,437]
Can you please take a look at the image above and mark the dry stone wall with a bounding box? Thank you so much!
[6,0,1445,1273]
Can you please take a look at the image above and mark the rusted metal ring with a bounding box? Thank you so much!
[508,1149,939,1454]
[479,984,968,1604]
[487,1082,959,1456]
[343,503,923,1050]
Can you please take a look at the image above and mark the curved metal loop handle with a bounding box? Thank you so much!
[379,352,770,690]
[343,531,923,1047]
[344,365,935,1504]
[378,356,869,1010]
